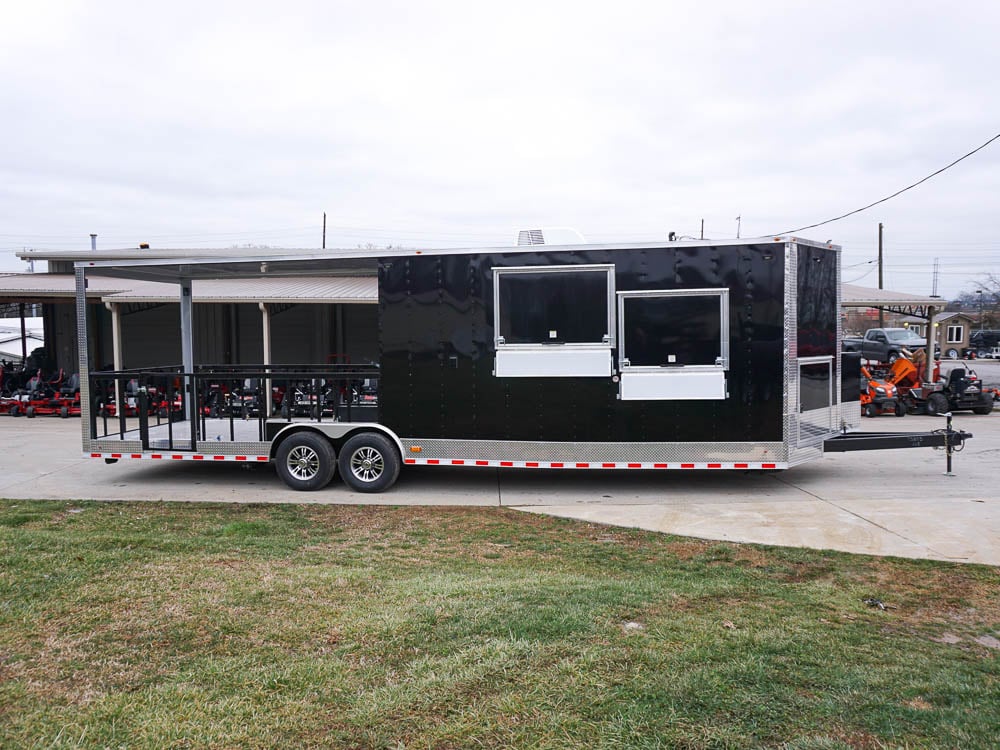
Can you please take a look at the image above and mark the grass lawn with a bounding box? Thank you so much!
[0,500,997,749]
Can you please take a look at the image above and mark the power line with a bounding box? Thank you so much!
[777,130,1000,235]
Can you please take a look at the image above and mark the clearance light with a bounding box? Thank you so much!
[410,446,422,453]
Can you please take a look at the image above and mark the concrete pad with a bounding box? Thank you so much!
[1,410,998,565]
[519,499,935,560]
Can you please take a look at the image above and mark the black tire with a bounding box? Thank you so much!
[60,406,69,418]
[977,349,989,359]
[972,396,994,416]
[26,406,35,418]
[894,400,906,417]
[275,432,337,491]
[338,432,400,493]
[887,351,899,364]
[864,403,877,418]
[9,403,20,417]
[926,392,949,416]
[945,348,959,360]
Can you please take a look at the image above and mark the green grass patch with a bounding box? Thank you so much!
[0,500,997,749]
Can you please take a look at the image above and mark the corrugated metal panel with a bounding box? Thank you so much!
[102,276,377,304]
[0,273,135,296]
[841,283,942,307]
[0,273,377,304]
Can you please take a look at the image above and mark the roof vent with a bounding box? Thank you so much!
[516,227,586,246]
[517,229,546,246]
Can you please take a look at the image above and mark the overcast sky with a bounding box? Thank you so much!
[2,1,998,298]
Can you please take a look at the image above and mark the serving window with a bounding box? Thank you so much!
[616,288,729,400]
[493,264,614,377]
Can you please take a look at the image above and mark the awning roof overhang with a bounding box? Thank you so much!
[841,283,947,319]
[0,273,377,305]
[101,276,377,305]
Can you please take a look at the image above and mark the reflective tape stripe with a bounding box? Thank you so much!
[398,458,787,470]
[84,453,786,470]
[86,453,270,463]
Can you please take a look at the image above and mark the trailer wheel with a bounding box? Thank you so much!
[972,396,994,415]
[9,403,20,417]
[26,406,35,418]
[926,393,949,416]
[338,433,400,493]
[945,348,959,360]
[60,406,69,418]
[894,400,906,417]
[275,433,337,491]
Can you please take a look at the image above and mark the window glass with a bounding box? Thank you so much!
[622,295,721,366]
[498,270,608,344]
[946,326,962,344]
[800,362,832,411]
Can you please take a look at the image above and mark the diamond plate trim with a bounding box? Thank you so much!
[400,439,786,463]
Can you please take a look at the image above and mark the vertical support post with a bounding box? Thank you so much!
[106,302,123,414]
[75,267,93,443]
[19,303,27,363]
[925,304,936,387]
[877,222,884,328]
[259,302,272,416]
[180,280,196,448]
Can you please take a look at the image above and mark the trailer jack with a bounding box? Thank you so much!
[823,413,972,475]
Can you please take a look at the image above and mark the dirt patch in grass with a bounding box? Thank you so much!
[904,696,934,711]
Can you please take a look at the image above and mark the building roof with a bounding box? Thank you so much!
[841,283,946,318]
[0,273,132,299]
[900,311,974,324]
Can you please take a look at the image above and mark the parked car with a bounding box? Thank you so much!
[842,327,931,363]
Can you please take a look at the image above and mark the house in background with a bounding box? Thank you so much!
[901,311,976,359]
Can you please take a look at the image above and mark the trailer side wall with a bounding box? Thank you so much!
[378,244,786,444]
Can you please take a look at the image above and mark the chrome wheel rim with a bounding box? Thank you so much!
[349,446,384,483]
[287,445,320,481]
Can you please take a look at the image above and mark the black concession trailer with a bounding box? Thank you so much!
[74,237,970,492]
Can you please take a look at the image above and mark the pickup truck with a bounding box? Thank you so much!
[842,328,929,363]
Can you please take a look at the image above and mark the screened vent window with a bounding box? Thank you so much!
[493,264,614,378]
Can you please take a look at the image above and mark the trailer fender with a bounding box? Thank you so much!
[266,422,405,463]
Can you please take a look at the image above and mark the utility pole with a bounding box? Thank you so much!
[700,219,704,240]
[735,216,741,239]
[322,212,326,249]
[877,222,884,328]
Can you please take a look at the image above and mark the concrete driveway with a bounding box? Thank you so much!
[1,409,997,565]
